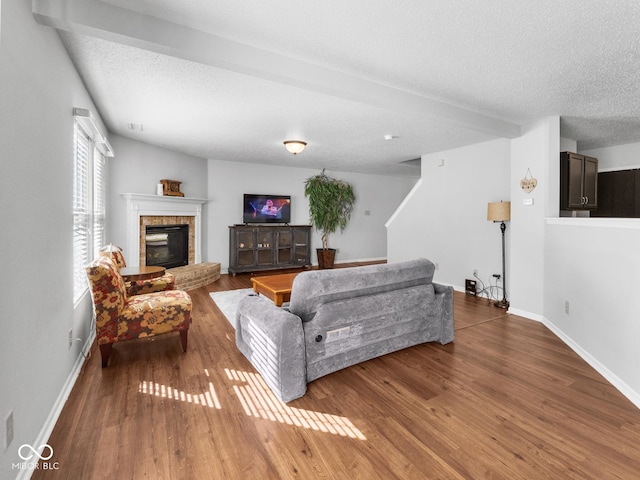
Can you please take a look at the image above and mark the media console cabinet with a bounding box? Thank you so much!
[228,225,312,275]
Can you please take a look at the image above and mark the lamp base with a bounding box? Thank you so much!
[494,299,510,309]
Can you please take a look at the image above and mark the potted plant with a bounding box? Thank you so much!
[304,169,356,268]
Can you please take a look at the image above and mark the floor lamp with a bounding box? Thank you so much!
[487,201,510,309]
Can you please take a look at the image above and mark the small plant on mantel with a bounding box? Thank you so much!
[304,169,356,268]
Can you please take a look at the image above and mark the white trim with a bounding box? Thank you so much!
[507,307,543,322]
[451,283,640,408]
[122,193,208,267]
[546,217,640,229]
[597,164,640,173]
[542,317,640,410]
[385,178,422,228]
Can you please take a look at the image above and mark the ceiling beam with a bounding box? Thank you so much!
[33,0,521,139]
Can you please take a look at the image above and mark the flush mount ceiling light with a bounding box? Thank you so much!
[283,140,307,155]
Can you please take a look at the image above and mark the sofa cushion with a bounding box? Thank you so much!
[288,258,435,322]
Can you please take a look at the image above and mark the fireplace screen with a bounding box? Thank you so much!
[145,224,189,269]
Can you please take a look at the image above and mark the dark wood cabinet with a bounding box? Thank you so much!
[228,225,311,275]
[592,169,640,218]
[560,152,598,210]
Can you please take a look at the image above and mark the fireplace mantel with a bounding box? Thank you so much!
[122,193,208,267]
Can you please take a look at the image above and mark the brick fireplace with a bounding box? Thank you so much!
[140,216,194,266]
[122,193,207,267]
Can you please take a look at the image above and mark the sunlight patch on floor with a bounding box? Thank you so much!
[225,368,366,440]
[138,368,222,409]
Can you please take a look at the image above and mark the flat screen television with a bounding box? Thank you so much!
[243,194,291,224]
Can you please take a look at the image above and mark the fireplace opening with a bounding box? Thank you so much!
[145,224,189,269]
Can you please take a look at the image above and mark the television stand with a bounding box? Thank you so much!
[228,225,311,275]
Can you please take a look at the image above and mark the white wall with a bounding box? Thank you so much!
[580,142,640,171]
[387,139,511,290]
[543,137,640,407]
[388,118,640,407]
[509,117,559,320]
[544,219,640,406]
[207,159,416,272]
[560,136,577,153]
[106,141,415,272]
[0,1,106,476]
[107,134,209,260]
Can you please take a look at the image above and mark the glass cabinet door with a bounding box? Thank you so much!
[256,229,274,266]
[236,229,255,267]
[276,230,292,264]
[293,227,310,264]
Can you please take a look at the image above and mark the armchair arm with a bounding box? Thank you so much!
[126,272,176,296]
[235,294,306,402]
[433,282,454,344]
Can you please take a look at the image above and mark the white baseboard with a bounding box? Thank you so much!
[506,307,543,322]
[542,317,640,410]
[15,333,95,480]
[449,286,640,408]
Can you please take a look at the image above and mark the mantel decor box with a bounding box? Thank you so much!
[160,179,184,197]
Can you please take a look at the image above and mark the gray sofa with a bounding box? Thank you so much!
[235,258,454,402]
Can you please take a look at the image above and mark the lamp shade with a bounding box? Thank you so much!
[487,201,511,222]
[284,140,307,155]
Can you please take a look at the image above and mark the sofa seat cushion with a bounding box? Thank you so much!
[113,290,192,343]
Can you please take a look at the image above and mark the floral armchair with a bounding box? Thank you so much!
[99,244,175,296]
[86,255,192,367]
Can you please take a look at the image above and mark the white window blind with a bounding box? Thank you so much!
[93,150,106,255]
[73,121,107,304]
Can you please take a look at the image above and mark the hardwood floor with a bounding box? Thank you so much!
[34,264,640,479]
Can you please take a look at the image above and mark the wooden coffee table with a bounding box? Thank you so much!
[250,272,299,306]
[119,266,166,282]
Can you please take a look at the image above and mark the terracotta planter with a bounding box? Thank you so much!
[316,248,336,269]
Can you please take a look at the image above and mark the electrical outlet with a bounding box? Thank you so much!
[465,279,477,295]
[5,411,14,451]
[565,301,570,314]
[68,328,73,349]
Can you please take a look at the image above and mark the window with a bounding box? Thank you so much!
[73,121,107,304]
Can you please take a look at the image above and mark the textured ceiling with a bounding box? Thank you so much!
[34,0,640,176]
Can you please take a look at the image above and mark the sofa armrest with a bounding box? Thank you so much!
[433,282,455,344]
[235,294,307,403]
